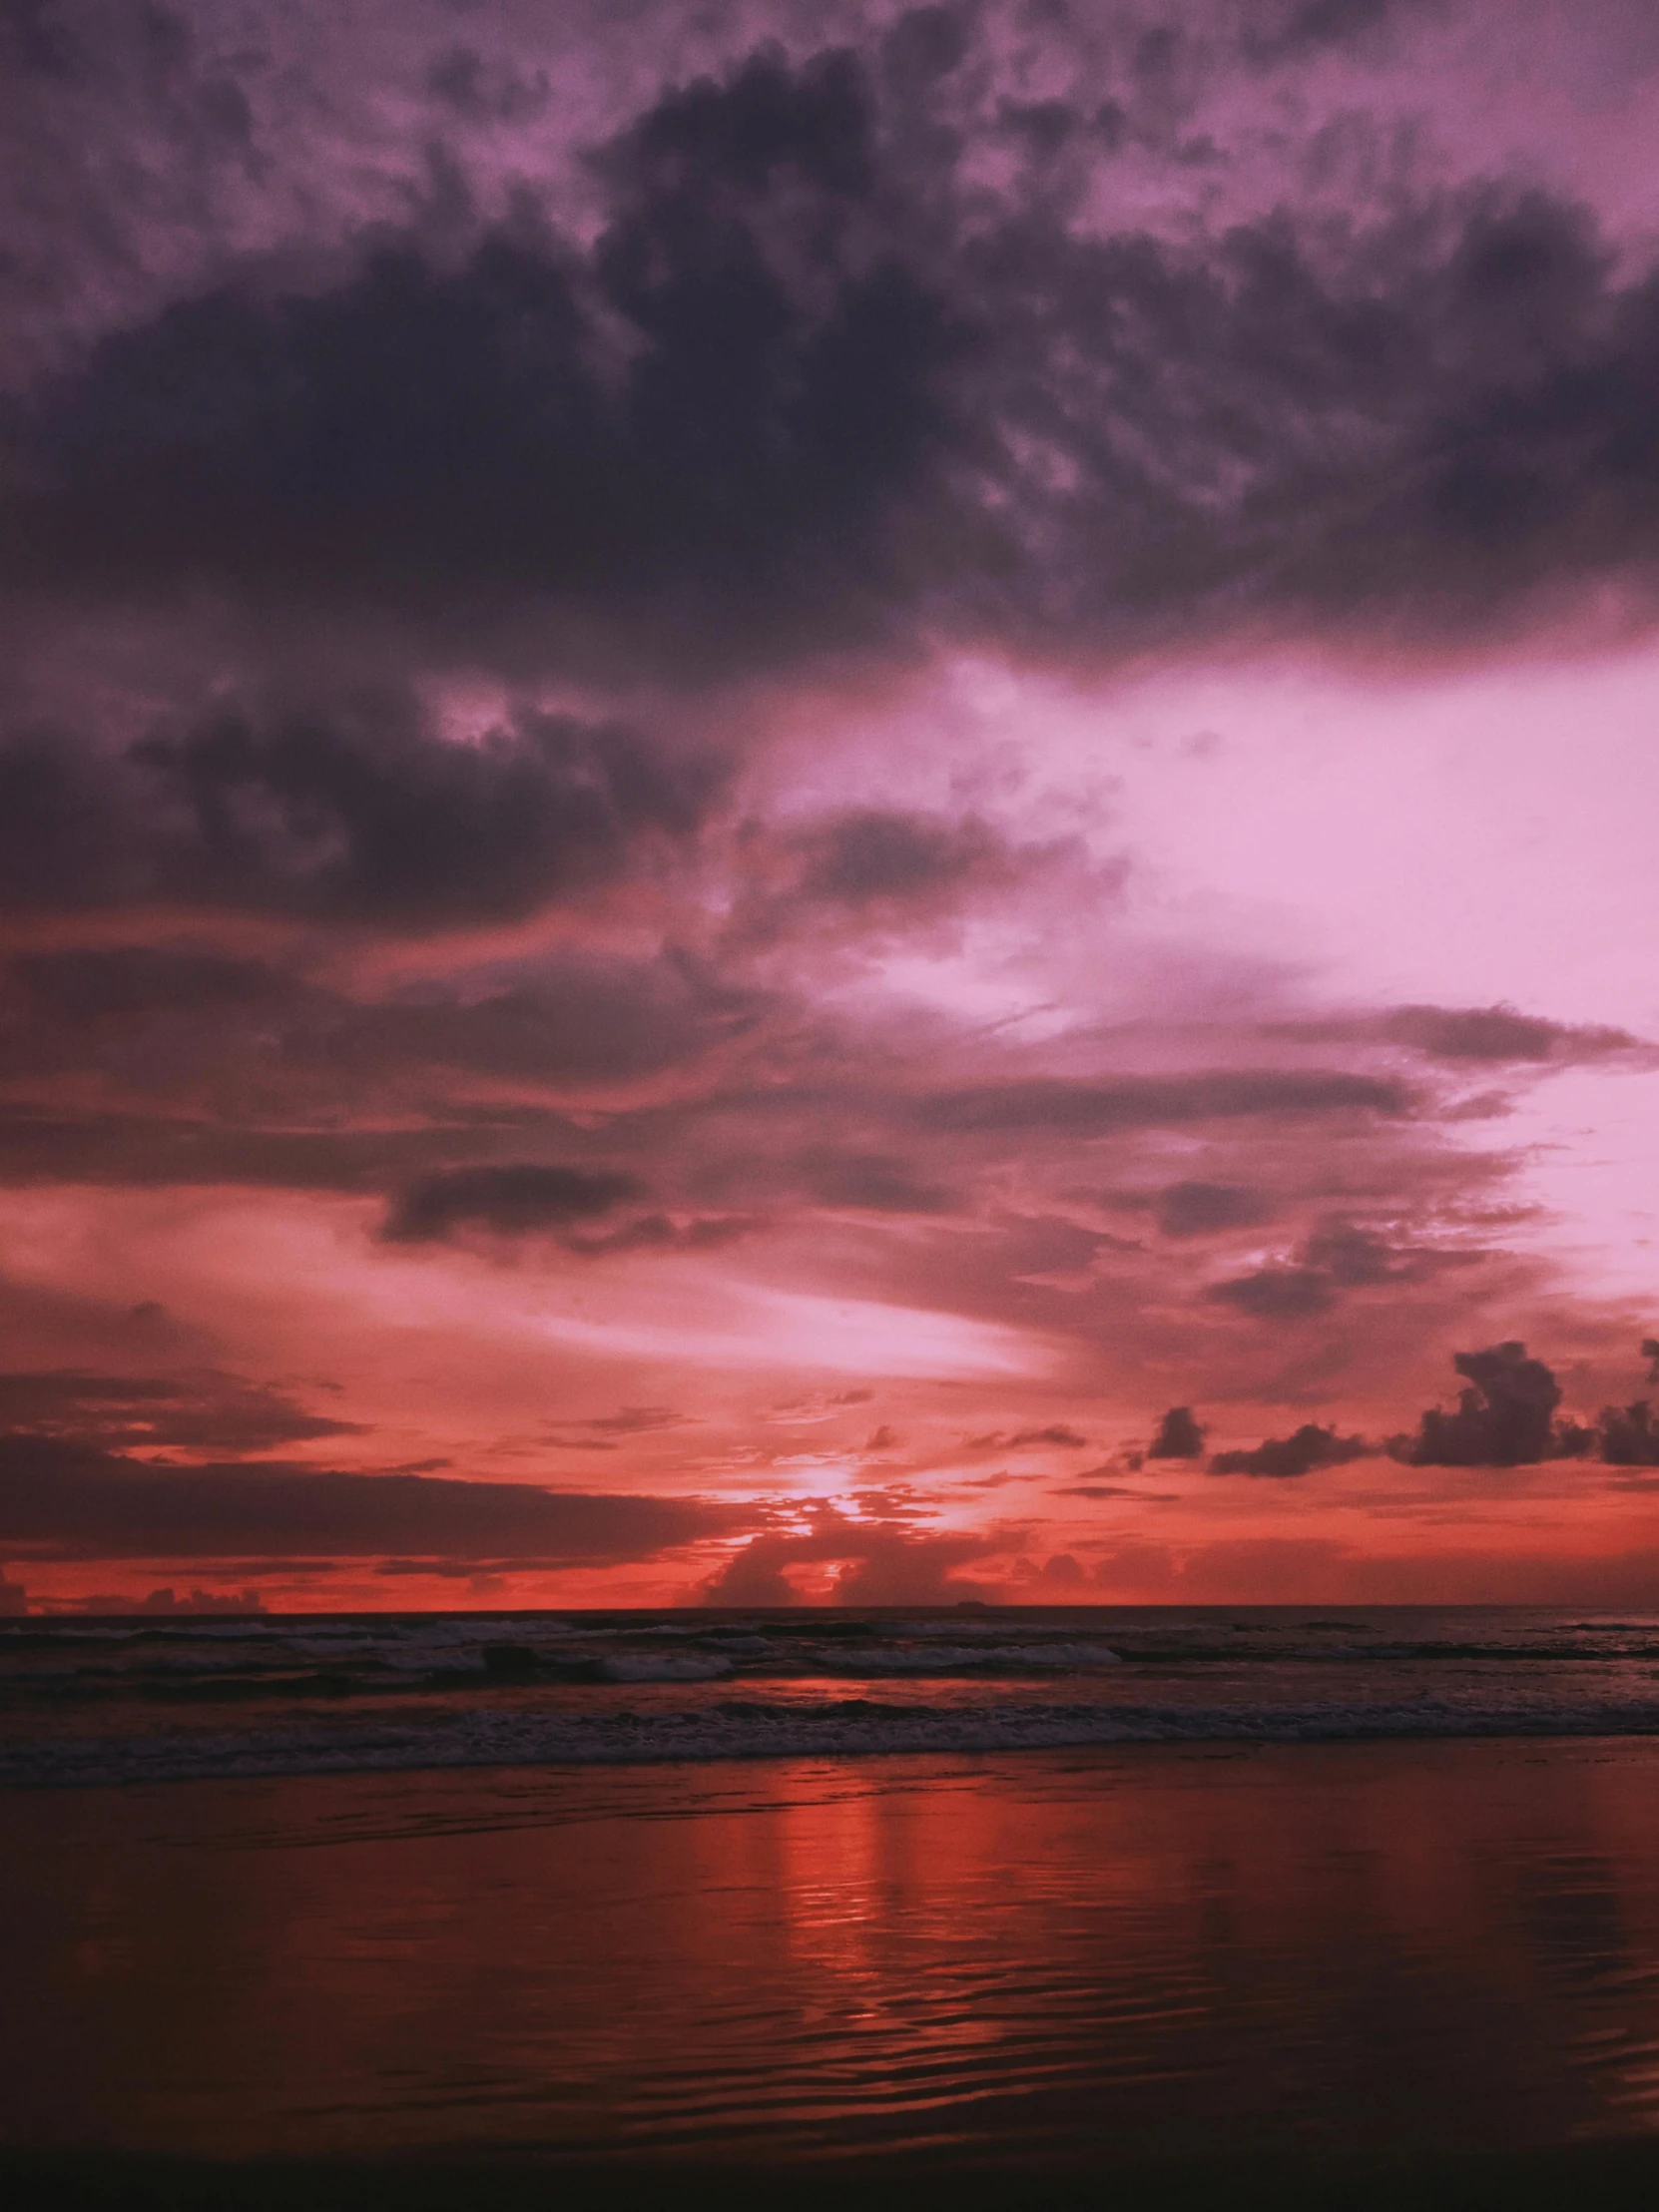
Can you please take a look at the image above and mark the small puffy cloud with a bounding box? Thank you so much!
[1148,1406,1207,1459]
[1396,1341,1565,1466]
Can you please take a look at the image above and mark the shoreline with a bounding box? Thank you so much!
[6,1707,1659,1797]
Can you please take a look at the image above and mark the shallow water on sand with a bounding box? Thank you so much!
[2,1738,1658,2166]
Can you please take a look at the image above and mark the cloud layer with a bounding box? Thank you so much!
[3,2,1658,1605]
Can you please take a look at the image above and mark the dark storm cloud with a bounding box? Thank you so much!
[953,185,1659,645]
[4,51,962,666]
[9,38,1659,665]
[0,1432,739,1561]
[1210,1422,1372,1476]
[923,1070,1408,1135]
[381,1162,642,1243]
[0,695,717,924]
[0,1367,359,1451]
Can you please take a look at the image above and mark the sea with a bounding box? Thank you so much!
[2,1601,1658,1789]
[3,1605,1658,2178]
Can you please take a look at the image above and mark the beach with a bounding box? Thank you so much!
[3,1732,1657,2203]
[12,0,1659,2199]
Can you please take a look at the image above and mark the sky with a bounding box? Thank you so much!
[4,0,1659,1614]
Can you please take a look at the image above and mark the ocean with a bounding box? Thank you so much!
[3,1602,1658,1789]
[3,1606,1658,2192]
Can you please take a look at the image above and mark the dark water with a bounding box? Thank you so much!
[4,1603,1659,1788]
[1,1738,1657,2165]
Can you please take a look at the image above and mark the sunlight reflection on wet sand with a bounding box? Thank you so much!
[2,1739,1658,2166]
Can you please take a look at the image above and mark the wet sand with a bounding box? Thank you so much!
[2,1738,1657,2195]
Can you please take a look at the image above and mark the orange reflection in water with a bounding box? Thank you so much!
[2,1740,1659,2166]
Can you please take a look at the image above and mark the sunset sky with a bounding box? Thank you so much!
[4,0,1659,1613]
